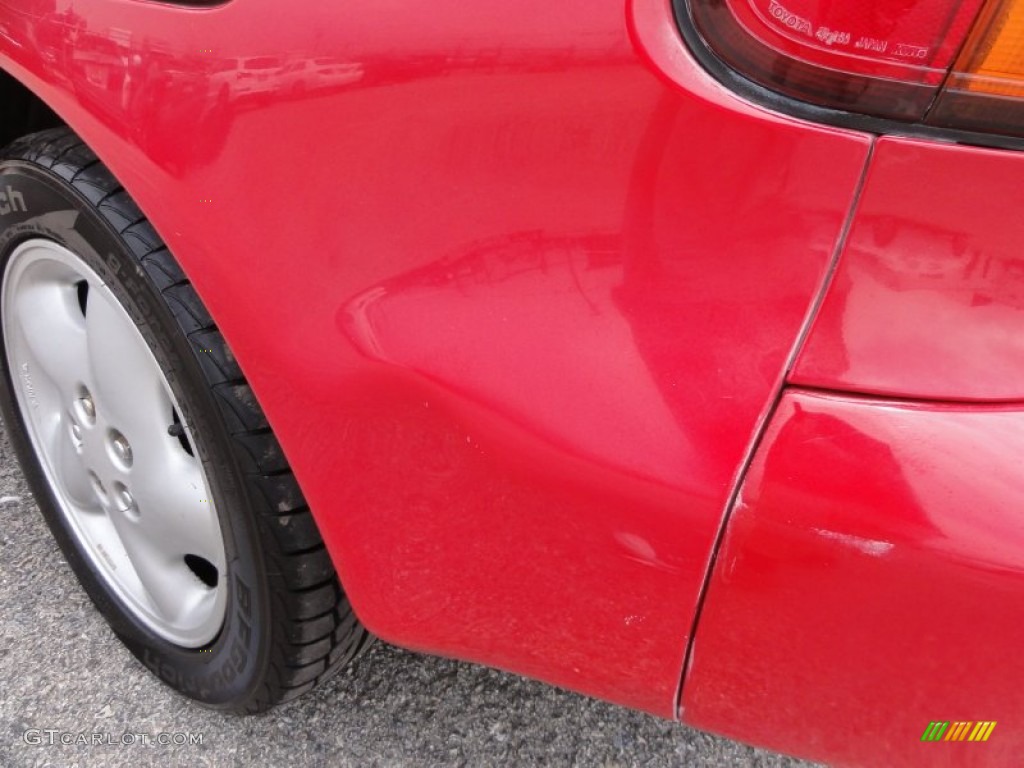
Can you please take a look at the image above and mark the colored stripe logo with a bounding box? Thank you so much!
[921,721,996,742]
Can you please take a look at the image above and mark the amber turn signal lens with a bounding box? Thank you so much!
[927,0,1024,135]
[953,0,1024,97]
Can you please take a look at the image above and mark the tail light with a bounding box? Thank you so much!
[930,0,1024,132]
[684,0,1024,138]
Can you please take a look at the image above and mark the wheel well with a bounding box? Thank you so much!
[0,68,65,149]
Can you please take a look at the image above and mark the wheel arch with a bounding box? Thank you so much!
[0,67,65,149]
[0,62,342,596]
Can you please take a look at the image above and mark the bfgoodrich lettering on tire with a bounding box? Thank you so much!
[0,128,370,712]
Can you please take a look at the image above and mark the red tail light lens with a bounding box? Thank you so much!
[685,0,1024,137]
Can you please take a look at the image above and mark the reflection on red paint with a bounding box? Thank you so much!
[794,136,1024,400]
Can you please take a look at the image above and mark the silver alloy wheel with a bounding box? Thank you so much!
[2,238,227,647]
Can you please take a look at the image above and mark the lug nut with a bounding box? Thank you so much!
[78,390,96,425]
[109,431,133,468]
[113,482,138,519]
[117,487,134,510]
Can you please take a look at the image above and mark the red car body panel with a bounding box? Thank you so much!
[794,135,1024,401]
[1,0,1019,763]
[0,0,869,717]
[684,390,1024,766]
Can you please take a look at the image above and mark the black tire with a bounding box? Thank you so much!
[0,127,370,712]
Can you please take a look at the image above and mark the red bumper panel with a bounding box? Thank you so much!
[683,390,1024,766]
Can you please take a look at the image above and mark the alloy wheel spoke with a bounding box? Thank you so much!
[15,280,91,401]
[84,284,171,456]
[104,507,202,622]
[130,450,225,569]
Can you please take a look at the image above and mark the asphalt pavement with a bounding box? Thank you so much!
[0,419,814,768]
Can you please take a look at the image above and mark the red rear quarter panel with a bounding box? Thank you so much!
[0,0,871,716]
